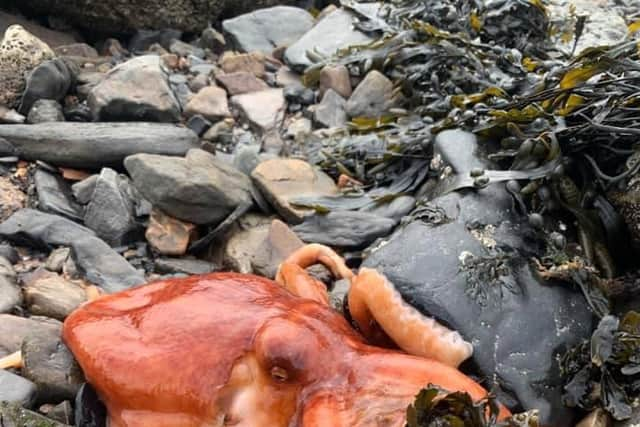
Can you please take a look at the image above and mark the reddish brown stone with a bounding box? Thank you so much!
[145,209,197,256]
[216,72,268,95]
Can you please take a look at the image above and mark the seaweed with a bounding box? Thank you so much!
[405,386,539,427]
[560,312,640,420]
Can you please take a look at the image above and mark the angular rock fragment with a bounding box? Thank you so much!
[145,209,196,256]
[251,158,338,223]
[345,70,398,118]
[84,168,139,246]
[231,89,285,133]
[125,149,252,225]
[0,370,36,407]
[184,86,231,121]
[313,89,347,128]
[24,270,87,320]
[34,169,83,222]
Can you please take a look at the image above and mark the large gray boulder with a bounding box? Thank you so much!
[12,0,302,34]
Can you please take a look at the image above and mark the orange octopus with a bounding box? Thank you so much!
[32,245,511,426]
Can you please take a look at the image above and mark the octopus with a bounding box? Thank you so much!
[7,244,512,426]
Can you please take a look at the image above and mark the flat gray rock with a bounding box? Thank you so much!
[223,6,314,54]
[0,122,198,169]
[293,211,396,248]
[345,70,398,118]
[313,89,347,128]
[0,314,61,355]
[125,149,252,225]
[0,209,144,292]
[0,370,37,407]
[154,258,219,275]
[284,8,373,71]
[34,169,84,222]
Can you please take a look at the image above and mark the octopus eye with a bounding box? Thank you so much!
[270,366,289,382]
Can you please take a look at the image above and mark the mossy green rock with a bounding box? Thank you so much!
[0,401,69,427]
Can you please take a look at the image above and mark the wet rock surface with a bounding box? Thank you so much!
[294,211,396,249]
[0,401,69,427]
[23,270,87,320]
[364,184,594,425]
[34,169,83,222]
[0,256,21,313]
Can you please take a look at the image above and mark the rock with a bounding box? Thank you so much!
[362,190,593,424]
[145,209,196,256]
[203,119,235,143]
[45,248,70,273]
[616,408,640,426]
[0,209,144,292]
[313,89,347,128]
[435,129,486,176]
[84,168,139,246]
[319,65,352,99]
[19,58,75,115]
[577,410,611,427]
[251,158,338,223]
[286,117,312,140]
[39,401,73,424]
[13,0,300,34]
[71,175,98,204]
[0,25,54,108]
[222,214,272,273]
[363,195,416,223]
[293,211,396,248]
[21,327,84,402]
[200,26,226,53]
[0,244,18,264]
[125,149,252,225]
[54,43,98,58]
[231,88,285,133]
[153,258,218,275]
[222,6,314,54]
[0,11,77,48]
[284,85,315,106]
[129,29,182,53]
[24,270,87,320]
[0,314,61,355]
[0,401,68,427]
[0,123,198,169]
[251,219,303,278]
[284,8,373,71]
[34,169,84,222]
[169,40,204,59]
[275,66,301,87]
[186,115,212,136]
[0,106,25,124]
[88,55,180,122]
[0,370,37,407]
[0,177,26,222]
[346,70,399,118]
[220,51,266,78]
[184,86,231,121]
[27,100,65,123]
[216,72,268,95]
[0,258,21,313]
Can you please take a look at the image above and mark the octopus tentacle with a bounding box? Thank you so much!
[275,244,354,304]
[276,262,330,305]
[0,350,23,370]
[348,268,473,368]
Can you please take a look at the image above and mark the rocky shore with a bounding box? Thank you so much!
[0,0,639,426]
